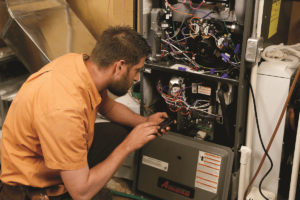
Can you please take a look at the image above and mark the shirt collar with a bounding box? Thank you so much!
[76,54,102,110]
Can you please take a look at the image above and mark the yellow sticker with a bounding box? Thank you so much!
[268,0,281,38]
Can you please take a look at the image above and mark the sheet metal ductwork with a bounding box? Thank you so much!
[0,0,96,73]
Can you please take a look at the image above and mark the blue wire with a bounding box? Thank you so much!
[228,60,240,68]
[163,85,171,93]
[191,99,198,106]
[192,10,229,20]
[182,27,188,45]
[193,11,212,19]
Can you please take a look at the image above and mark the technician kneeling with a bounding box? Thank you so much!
[0,26,171,200]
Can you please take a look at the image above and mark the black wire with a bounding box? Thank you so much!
[245,75,273,200]
[189,107,218,119]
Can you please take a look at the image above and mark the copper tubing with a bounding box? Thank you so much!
[243,66,300,200]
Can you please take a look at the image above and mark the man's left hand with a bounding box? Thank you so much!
[147,112,175,136]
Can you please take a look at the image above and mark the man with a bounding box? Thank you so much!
[0,26,171,200]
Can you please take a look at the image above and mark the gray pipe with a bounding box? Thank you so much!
[251,0,260,38]
[235,0,247,25]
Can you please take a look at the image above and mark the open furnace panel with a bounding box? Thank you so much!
[134,1,252,199]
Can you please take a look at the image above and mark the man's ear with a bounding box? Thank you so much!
[115,60,125,75]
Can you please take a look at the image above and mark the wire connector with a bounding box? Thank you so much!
[234,44,241,54]
[221,53,230,62]
[221,73,228,78]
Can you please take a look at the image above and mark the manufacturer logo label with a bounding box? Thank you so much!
[157,177,195,198]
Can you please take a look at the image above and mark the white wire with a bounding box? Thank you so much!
[162,38,193,64]
[183,33,198,36]
[169,36,195,42]
[194,109,220,117]
[159,91,219,116]
[163,37,204,70]
[161,94,209,110]
[210,34,218,40]
[177,36,195,41]
[170,7,192,39]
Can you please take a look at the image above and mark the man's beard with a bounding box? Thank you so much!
[108,73,133,97]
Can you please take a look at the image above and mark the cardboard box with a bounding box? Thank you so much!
[67,0,134,39]
[287,2,300,45]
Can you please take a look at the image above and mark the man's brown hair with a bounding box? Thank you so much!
[90,26,151,69]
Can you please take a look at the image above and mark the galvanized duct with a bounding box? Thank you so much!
[0,0,96,73]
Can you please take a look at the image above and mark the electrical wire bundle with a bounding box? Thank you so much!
[162,0,240,77]
[156,81,219,118]
[162,29,239,74]
[165,0,231,20]
[161,33,208,71]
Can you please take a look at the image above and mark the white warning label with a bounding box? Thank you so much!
[195,151,221,193]
[198,86,211,95]
[192,83,198,93]
[142,156,169,172]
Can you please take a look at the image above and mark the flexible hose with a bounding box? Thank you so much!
[243,66,300,200]
[218,88,233,144]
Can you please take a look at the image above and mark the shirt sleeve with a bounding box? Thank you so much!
[35,108,89,170]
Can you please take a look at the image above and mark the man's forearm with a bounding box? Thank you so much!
[102,101,147,127]
[61,121,159,200]
[61,141,131,200]
[86,142,130,197]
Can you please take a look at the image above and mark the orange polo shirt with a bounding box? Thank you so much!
[0,53,101,196]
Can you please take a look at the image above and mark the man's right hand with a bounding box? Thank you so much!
[122,122,160,152]
[61,122,159,200]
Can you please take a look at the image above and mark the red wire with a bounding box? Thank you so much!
[189,17,201,38]
[189,0,204,9]
[184,51,197,71]
[169,94,181,112]
[189,61,197,71]
[181,109,190,115]
[165,0,194,16]
[169,100,180,112]
[166,0,186,9]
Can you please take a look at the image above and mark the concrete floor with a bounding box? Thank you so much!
[107,178,134,200]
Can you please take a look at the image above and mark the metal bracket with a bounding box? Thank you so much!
[144,68,152,74]
[245,37,264,63]
[216,83,234,105]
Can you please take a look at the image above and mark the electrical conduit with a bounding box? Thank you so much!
[238,146,252,200]
[244,65,258,187]
[244,0,265,190]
